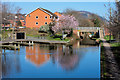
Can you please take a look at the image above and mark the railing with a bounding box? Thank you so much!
[76,27,100,30]
[26,36,47,40]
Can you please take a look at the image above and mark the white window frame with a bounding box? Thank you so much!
[45,22,47,25]
[45,16,47,19]
[50,16,52,19]
[36,16,38,19]
[36,22,38,25]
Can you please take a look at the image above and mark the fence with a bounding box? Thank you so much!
[26,36,47,40]
[76,27,100,30]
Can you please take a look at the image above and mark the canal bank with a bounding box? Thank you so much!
[0,39,70,51]
[100,39,120,80]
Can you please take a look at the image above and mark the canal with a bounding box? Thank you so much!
[2,41,100,79]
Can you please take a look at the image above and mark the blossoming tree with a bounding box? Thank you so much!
[51,15,79,35]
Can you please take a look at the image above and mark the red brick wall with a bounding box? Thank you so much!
[26,8,52,28]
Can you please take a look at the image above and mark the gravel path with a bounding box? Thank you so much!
[101,38,120,80]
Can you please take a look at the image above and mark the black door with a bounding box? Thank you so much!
[17,33,25,39]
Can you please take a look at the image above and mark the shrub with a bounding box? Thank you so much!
[39,25,50,33]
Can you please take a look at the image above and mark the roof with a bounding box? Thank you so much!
[54,12,62,17]
[27,8,58,18]
[2,19,10,24]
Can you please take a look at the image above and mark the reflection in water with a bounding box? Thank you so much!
[51,43,84,71]
[25,43,82,70]
[2,53,21,77]
[26,44,50,67]
[2,41,100,78]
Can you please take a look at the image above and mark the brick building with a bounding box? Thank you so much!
[26,8,61,29]
[2,13,26,29]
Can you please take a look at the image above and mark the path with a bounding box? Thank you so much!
[101,38,120,80]
[0,39,69,44]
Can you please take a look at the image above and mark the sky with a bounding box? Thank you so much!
[2,0,117,2]
[10,2,115,18]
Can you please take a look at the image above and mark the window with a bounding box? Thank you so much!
[56,16,58,19]
[45,22,47,25]
[82,32,84,34]
[36,16,38,19]
[29,14,30,17]
[45,16,47,19]
[50,16,52,19]
[36,22,38,25]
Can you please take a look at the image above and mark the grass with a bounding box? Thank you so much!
[104,35,114,41]
[47,37,70,42]
[110,43,120,69]
[101,43,113,79]
[101,44,106,78]
[55,34,62,37]
[101,36,120,79]
[2,30,12,40]
[110,42,120,47]
[26,34,40,37]
[91,38,102,43]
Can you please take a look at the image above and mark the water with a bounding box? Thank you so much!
[2,41,100,78]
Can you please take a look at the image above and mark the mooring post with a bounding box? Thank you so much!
[0,50,2,54]
[14,44,16,51]
[18,44,20,50]
[3,48,5,53]
[29,41,31,45]
[32,41,33,45]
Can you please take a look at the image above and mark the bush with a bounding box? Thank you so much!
[39,25,49,32]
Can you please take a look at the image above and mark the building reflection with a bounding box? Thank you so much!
[26,42,84,71]
[26,44,50,67]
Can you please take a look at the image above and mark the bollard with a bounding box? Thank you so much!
[32,41,33,45]
[4,48,5,53]
[21,41,22,43]
[29,41,31,46]
[18,44,20,50]
[14,44,16,51]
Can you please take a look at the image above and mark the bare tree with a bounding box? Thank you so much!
[1,3,22,27]
[1,2,22,40]
[107,0,120,42]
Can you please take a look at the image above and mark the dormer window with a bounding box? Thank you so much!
[45,16,47,19]
[36,16,38,19]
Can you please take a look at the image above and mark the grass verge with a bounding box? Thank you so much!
[110,42,120,69]
[104,35,114,41]
[110,42,120,47]
[47,37,70,42]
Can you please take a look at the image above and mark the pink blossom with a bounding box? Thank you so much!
[52,15,79,33]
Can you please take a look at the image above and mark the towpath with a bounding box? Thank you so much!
[101,38,120,80]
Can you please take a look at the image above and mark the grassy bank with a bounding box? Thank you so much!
[104,35,114,41]
[26,34,40,37]
[110,42,120,69]
[101,43,111,79]
[2,30,12,40]
[101,35,120,79]
[110,42,120,47]
[47,37,70,42]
